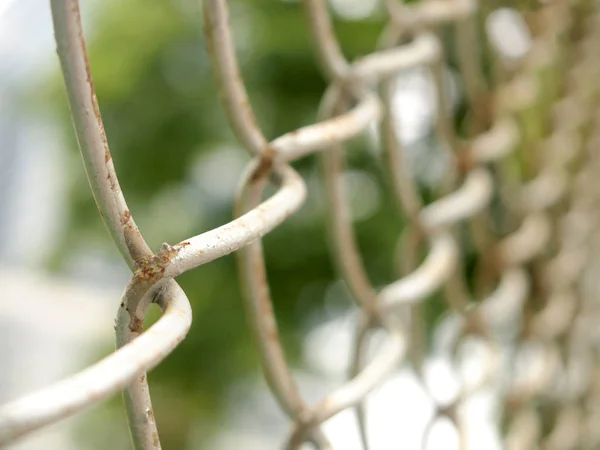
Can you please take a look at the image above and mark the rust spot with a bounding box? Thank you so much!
[77,24,91,87]
[140,374,146,383]
[105,148,112,164]
[152,431,160,448]
[133,243,177,281]
[106,173,116,190]
[120,210,131,225]
[124,227,150,266]
[130,314,143,333]
[180,241,191,248]
[120,301,125,308]
[137,266,155,280]
[157,243,178,261]
[73,0,112,165]
[146,408,155,421]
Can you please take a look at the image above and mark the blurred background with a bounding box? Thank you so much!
[0,0,520,448]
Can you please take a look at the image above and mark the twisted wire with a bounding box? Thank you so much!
[1,1,600,449]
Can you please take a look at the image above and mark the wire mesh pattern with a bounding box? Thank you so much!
[1,0,600,448]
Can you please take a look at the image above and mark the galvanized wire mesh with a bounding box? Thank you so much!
[1,0,600,448]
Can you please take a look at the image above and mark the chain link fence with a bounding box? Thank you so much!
[2,0,600,448]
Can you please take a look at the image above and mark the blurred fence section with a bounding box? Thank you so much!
[2,0,600,449]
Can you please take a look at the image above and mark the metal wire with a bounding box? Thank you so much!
[1,0,600,448]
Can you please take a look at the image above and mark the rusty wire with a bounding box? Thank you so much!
[2,0,600,449]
